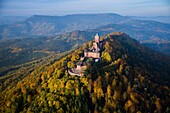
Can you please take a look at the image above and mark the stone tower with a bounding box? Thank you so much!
[95,33,100,43]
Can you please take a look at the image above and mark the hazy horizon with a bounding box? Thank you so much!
[1,13,170,18]
[0,0,170,17]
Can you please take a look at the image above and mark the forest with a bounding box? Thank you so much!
[0,32,170,113]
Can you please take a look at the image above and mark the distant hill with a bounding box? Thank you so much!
[0,32,169,113]
[144,43,170,55]
[0,16,27,25]
[128,16,170,24]
[94,21,170,42]
[0,13,128,38]
[92,22,170,55]
[1,14,169,42]
[0,13,169,55]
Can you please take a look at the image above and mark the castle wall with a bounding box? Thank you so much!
[84,52,100,58]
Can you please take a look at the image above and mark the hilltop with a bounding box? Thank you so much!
[0,32,169,113]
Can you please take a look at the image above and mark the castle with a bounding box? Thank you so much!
[84,33,103,60]
[68,33,104,76]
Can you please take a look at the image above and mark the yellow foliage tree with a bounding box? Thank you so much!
[129,105,136,113]
[130,92,139,104]
[65,81,73,90]
[93,81,97,95]
[155,98,162,113]
[91,94,97,104]
[75,87,79,96]
[67,61,75,68]
[57,108,64,113]
[124,100,133,111]
[27,95,32,103]
[97,87,104,99]
[104,41,110,50]
[119,64,123,74]
[71,54,79,62]
[102,52,112,62]
[107,85,112,98]
[113,90,120,101]
[112,79,117,88]
[127,85,132,94]
[21,85,27,94]
[102,106,110,113]
[54,100,60,109]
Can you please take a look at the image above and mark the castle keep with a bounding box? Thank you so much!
[84,33,102,59]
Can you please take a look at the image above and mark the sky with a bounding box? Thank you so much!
[0,0,170,17]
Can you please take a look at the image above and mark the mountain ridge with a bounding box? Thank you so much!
[1,13,169,40]
[128,16,170,24]
[1,13,169,55]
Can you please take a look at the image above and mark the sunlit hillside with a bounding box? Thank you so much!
[0,32,169,113]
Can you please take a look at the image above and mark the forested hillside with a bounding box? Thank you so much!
[0,32,169,113]
[0,31,95,75]
[1,27,170,77]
